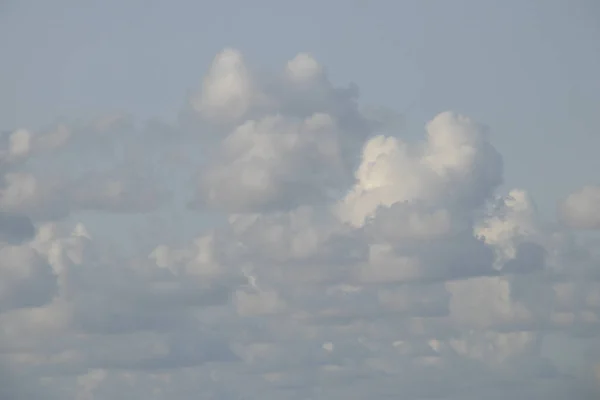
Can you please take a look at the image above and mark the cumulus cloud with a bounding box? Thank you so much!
[191,48,259,123]
[560,185,600,229]
[188,50,371,213]
[1,48,599,400]
[191,113,350,212]
[337,111,503,228]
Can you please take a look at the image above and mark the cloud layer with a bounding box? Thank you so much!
[1,49,599,400]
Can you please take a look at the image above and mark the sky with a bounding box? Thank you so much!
[1,1,600,399]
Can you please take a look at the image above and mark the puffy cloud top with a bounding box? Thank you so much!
[337,111,502,227]
[191,48,258,123]
[285,53,324,82]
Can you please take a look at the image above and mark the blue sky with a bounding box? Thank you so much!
[1,1,600,399]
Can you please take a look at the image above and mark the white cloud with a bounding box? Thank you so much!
[285,53,324,83]
[1,48,599,400]
[337,111,503,227]
[190,48,258,123]
[188,50,372,213]
[560,185,600,229]
[191,113,350,212]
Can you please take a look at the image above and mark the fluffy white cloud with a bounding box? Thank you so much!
[337,111,503,227]
[191,48,259,123]
[560,185,600,229]
[285,53,325,83]
[1,48,599,400]
[189,51,371,213]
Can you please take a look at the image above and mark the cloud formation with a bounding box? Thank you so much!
[1,49,599,400]
[560,185,600,229]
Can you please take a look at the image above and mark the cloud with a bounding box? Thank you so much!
[0,128,33,165]
[337,111,503,228]
[188,51,372,213]
[0,244,56,312]
[1,48,599,400]
[285,53,325,82]
[0,117,168,221]
[560,185,600,229]
[191,113,351,212]
[191,48,259,124]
